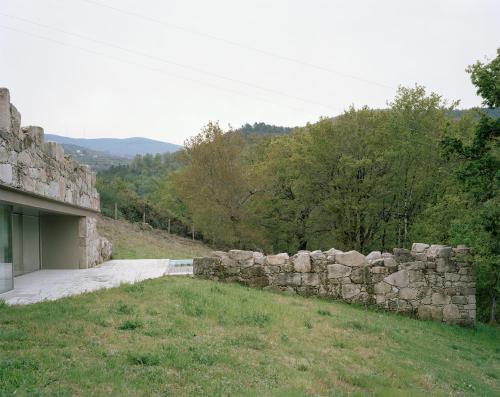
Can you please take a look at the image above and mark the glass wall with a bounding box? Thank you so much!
[0,205,13,294]
[12,213,40,276]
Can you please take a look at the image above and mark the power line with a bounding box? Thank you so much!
[0,12,340,112]
[73,0,395,90]
[0,24,310,112]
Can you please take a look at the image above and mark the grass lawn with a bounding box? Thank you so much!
[0,277,499,397]
[97,216,213,259]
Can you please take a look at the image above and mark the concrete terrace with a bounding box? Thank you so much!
[0,259,193,305]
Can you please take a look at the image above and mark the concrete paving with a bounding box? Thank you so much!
[0,259,193,305]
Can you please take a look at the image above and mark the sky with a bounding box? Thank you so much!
[0,0,499,145]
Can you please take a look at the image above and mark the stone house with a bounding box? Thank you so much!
[0,88,112,294]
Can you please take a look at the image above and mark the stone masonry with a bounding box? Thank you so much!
[194,243,476,325]
[0,88,111,267]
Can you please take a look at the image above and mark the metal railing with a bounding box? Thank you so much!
[167,259,193,275]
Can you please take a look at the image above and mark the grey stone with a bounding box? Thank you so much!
[383,257,398,268]
[383,270,409,288]
[293,252,311,273]
[327,264,351,278]
[310,250,325,262]
[44,141,65,161]
[266,253,289,266]
[342,284,360,299]
[350,267,369,284]
[443,304,460,321]
[274,273,301,286]
[399,287,418,300]
[428,245,452,259]
[417,306,433,320]
[366,251,382,262]
[335,250,366,266]
[228,250,254,262]
[436,258,451,273]
[253,252,266,265]
[0,87,11,133]
[431,292,451,305]
[374,281,392,294]
[302,273,320,286]
[430,306,443,321]
[0,163,13,183]
[411,243,429,253]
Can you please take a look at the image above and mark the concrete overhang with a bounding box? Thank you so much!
[0,184,100,217]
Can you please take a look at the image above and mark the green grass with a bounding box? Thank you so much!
[0,277,498,396]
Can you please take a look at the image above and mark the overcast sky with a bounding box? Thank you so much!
[0,0,498,145]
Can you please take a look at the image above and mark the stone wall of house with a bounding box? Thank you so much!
[0,88,99,210]
[193,243,476,325]
[78,217,113,268]
[0,88,112,267]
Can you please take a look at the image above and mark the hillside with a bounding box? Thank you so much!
[1,276,498,396]
[96,216,213,259]
[45,134,182,158]
[60,143,130,171]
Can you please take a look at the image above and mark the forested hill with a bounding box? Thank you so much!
[45,134,181,158]
[60,143,130,171]
[237,122,296,136]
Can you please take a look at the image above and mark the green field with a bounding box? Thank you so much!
[1,276,498,396]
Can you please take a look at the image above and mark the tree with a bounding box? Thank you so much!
[172,122,264,248]
[442,49,500,322]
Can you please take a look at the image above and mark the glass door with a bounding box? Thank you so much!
[0,205,13,294]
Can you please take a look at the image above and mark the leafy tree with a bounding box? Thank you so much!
[441,49,499,322]
[172,122,264,248]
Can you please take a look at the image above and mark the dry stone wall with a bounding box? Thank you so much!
[194,243,476,325]
[0,88,111,267]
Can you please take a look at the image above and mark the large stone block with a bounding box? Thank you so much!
[417,306,432,320]
[383,270,409,288]
[335,250,366,267]
[411,243,429,253]
[350,267,370,284]
[431,292,451,305]
[292,252,311,273]
[428,245,452,259]
[44,141,65,162]
[327,263,351,278]
[274,272,301,286]
[341,284,360,299]
[443,304,460,322]
[366,251,382,262]
[266,253,289,266]
[23,126,44,147]
[228,250,254,262]
[0,88,11,133]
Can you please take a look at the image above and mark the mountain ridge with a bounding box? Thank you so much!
[45,134,182,158]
